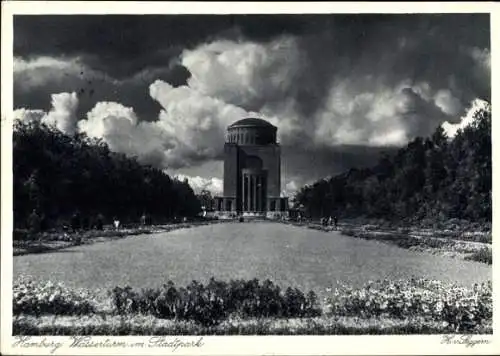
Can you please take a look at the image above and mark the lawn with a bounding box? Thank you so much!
[14,222,491,300]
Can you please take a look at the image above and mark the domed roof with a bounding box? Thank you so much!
[229,117,276,129]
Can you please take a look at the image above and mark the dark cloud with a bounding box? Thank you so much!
[14,14,313,79]
[14,57,190,121]
[15,14,488,80]
[290,13,491,120]
[13,13,491,193]
[282,144,398,187]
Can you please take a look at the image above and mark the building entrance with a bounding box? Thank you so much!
[241,172,266,212]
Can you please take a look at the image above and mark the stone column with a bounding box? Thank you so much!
[248,175,252,211]
[247,175,251,212]
[258,176,264,211]
[252,175,257,211]
[256,176,259,212]
[256,176,260,212]
[241,174,245,212]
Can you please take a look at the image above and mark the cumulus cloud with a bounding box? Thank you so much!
[14,92,79,135]
[14,56,114,91]
[13,15,490,193]
[182,37,303,109]
[313,80,463,147]
[43,92,79,134]
[14,55,188,126]
[180,37,314,144]
[16,35,480,174]
[470,47,491,73]
[13,108,46,124]
[178,37,475,150]
[441,98,490,139]
[283,180,299,198]
[75,79,254,169]
[174,174,223,195]
[148,79,253,167]
[78,101,175,167]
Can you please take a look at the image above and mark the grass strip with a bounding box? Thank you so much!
[13,314,492,335]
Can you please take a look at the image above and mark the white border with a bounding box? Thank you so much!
[1,2,499,355]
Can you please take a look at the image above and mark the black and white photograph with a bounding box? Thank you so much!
[1,1,497,355]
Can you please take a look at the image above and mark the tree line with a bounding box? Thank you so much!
[13,120,201,229]
[294,102,491,224]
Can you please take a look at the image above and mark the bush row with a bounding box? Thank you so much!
[341,229,456,249]
[112,278,321,326]
[324,278,492,332]
[465,248,492,265]
[340,228,492,264]
[13,276,492,332]
[14,220,221,243]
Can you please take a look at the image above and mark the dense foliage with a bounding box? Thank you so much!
[324,279,492,332]
[13,276,96,315]
[13,121,201,229]
[295,103,491,223]
[13,276,491,334]
[465,247,492,264]
[112,278,321,326]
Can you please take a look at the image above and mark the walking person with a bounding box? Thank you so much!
[27,208,41,238]
[113,216,120,230]
[96,213,104,230]
[71,210,81,232]
[333,216,338,230]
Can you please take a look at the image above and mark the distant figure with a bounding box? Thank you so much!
[96,214,104,230]
[140,213,147,226]
[27,208,41,235]
[328,216,333,226]
[82,214,90,230]
[71,211,81,232]
[113,217,120,230]
[39,213,48,232]
[333,216,338,230]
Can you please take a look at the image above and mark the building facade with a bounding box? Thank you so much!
[215,118,288,217]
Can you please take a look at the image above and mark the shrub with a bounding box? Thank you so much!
[340,228,356,237]
[324,279,492,332]
[465,248,492,265]
[13,276,96,315]
[111,278,321,326]
[13,229,30,241]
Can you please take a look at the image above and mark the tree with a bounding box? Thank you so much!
[13,121,202,228]
[293,101,491,223]
[197,189,214,211]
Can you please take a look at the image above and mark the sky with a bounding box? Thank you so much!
[13,14,491,197]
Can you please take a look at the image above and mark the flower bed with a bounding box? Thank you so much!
[12,276,492,334]
[13,220,223,256]
[324,279,492,332]
[13,276,97,316]
[111,278,321,326]
[465,247,492,264]
[339,227,492,264]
